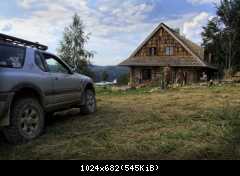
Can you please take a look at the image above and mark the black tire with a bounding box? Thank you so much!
[3,97,45,144]
[80,89,97,115]
[45,112,55,118]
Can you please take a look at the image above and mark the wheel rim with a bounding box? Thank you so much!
[86,92,96,112]
[19,106,40,137]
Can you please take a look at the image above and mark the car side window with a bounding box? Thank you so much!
[0,44,25,68]
[45,57,69,74]
[35,52,47,72]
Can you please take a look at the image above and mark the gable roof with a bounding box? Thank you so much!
[119,23,213,68]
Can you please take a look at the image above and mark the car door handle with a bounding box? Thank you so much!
[55,77,59,81]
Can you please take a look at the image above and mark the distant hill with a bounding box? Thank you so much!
[89,65,129,82]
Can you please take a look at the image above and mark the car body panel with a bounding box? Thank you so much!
[0,92,14,126]
[0,45,94,127]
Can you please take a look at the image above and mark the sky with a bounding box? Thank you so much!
[0,0,220,66]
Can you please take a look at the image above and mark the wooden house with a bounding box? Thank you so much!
[119,23,217,87]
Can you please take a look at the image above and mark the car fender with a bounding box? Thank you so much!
[11,82,46,106]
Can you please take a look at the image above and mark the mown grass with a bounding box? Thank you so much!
[1,85,240,160]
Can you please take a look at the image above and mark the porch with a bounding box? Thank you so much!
[129,66,212,87]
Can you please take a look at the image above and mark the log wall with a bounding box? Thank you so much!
[129,66,201,87]
[135,27,191,57]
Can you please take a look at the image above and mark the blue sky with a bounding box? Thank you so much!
[0,0,219,66]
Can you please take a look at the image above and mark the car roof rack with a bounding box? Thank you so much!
[0,33,48,51]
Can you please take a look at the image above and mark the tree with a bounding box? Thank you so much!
[217,0,239,70]
[202,18,225,69]
[202,0,240,76]
[102,71,109,82]
[118,73,129,85]
[58,13,93,76]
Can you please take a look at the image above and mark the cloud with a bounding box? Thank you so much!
[186,0,220,5]
[18,0,88,10]
[13,0,155,41]
[1,24,13,32]
[97,0,154,25]
[18,0,34,9]
[183,12,212,44]
[0,3,71,49]
[1,0,157,65]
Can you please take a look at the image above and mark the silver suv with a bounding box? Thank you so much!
[0,34,96,144]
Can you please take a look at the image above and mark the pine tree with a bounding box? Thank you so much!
[202,0,240,76]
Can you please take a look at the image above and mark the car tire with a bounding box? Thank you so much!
[45,112,55,118]
[80,89,96,115]
[3,97,45,144]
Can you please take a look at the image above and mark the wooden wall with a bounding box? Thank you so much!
[135,27,191,57]
[129,66,201,87]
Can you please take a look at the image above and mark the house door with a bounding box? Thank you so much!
[142,69,152,81]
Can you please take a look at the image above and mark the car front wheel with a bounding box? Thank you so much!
[3,97,45,144]
[80,89,96,115]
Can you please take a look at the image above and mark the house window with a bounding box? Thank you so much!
[149,47,157,56]
[142,69,152,81]
[165,47,174,56]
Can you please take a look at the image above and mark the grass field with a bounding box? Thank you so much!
[1,85,240,160]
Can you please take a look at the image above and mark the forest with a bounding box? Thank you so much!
[202,0,240,78]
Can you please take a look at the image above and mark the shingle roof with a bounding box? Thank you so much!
[119,56,203,67]
[119,23,213,68]
[167,26,205,60]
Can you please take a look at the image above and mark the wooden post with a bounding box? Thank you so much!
[129,67,135,88]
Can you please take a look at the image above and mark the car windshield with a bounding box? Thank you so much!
[0,45,25,68]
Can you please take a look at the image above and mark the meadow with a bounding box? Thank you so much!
[1,85,240,160]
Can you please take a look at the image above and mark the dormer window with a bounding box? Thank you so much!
[149,47,157,56]
[165,47,174,56]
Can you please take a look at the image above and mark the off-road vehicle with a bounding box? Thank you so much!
[0,33,96,144]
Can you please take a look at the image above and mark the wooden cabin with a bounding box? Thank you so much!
[119,23,217,87]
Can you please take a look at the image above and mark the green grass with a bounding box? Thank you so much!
[1,85,240,160]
